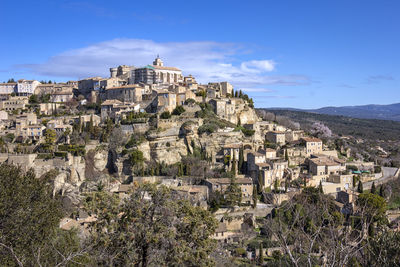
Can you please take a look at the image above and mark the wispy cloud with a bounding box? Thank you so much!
[338,83,356,88]
[241,88,275,93]
[16,38,311,88]
[366,75,394,84]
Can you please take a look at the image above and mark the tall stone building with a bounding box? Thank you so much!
[129,56,183,85]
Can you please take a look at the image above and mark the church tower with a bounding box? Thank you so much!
[153,55,164,66]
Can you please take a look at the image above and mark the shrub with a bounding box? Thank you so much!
[198,123,218,135]
[160,111,171,119]
[172,106,185,116]
[347,165,358,172]
[234,247,247,257]
[184,98,196,105]
[374,166,382,173]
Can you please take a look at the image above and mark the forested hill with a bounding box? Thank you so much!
[272,103,400,121]
[262,109,400,141]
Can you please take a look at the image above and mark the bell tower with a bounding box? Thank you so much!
[153,55,164,66]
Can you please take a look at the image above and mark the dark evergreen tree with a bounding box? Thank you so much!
[371,182,376,194]
[357,180,363,193]
[319,180,323,194]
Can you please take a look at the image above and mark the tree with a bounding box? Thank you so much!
[225,178,242,206]
[160,111,171,119]
[379,185,385,198]
[130,149,144,170]
[259,242,264,265]
[43,128,56,152]
[263,187,371,267]
[28,94,39,104]
[86,184,217,266]
[0,164,86,265]
[7,78,15,83]
[274,179,279,193]
[285,148,289,161]
[172,106,185,116]
[252,185,258,208]
[319,180,323,194]
[357,180,363,193]
[238,147,244,174]
[231,154,236,175]
[258,171,263,194]
[371,182,376,194]
[356,193,387,226]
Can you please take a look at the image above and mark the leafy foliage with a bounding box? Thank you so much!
[86,184,217,266]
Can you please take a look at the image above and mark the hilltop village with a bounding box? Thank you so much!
[0,57,398,265]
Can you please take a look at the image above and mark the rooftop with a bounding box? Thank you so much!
[207,178,253,185]
[302,137,322,143]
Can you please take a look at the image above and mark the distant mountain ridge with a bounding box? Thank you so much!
[269,103,400,121]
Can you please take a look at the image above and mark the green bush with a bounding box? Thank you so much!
[160,111,171,119]
[347,165,358,172]
[184,98,196,105]
[172,106,185,116]
[198,123,218,134]
[234,247,247,257]
[374,166,382,173]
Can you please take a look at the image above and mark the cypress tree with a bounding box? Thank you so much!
[357,181,363,193]
[259,242,264,265]
[258,171,263,194]
[252,185,257,208]
[379,185,385,197]
[371,182,376,194]
[274,179,279,193]
[319,180,323,194]
[231,154,236,175]
[238,147,244,174]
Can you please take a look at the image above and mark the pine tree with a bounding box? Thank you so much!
[285,149,289,161]
[371,182,376,194]
[357,181,363,193]
[234,90,238,98]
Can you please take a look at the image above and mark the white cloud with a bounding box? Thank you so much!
[240,88,274,93]
[17,38,310,88]
[240,60,275,73]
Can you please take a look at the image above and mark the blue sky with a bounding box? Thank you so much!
[0,0,398,108]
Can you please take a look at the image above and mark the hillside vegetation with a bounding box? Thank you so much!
[263,109,400,141]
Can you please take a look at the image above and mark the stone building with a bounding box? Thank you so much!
[308,156,346,176]
[100,99,140,120]
[156,90,176,112]
[102,85,144,103]
[50,91,74,103]
[301,137,323,156]
[266,131,286,145]
[285,130,304,142]
[0,83,17,98]
[204,178,254,204]
[130,57,183,85]
[16,79,41,96]
[0,96,29,111]
[207,82,233,97]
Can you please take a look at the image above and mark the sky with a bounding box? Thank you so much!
[0,0,399,109]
